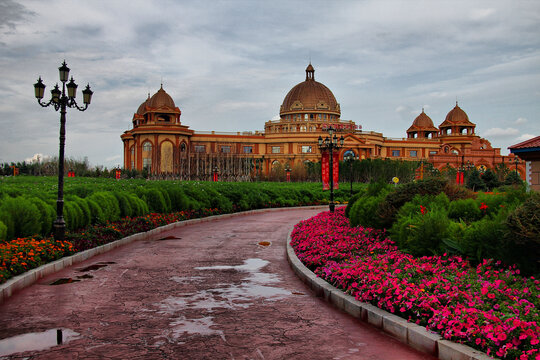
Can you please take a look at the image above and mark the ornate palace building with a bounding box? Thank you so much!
[121,64,523,180]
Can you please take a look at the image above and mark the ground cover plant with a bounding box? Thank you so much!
[290,208,540,359]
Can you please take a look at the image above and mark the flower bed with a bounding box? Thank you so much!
[290,208,539,359]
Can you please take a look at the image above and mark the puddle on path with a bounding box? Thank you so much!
[76,261,115,272]
[49,278,80,285]
[159,236,182,241]
[170,316,225,342]
[0,328,80,356]
[154,258,291,342]
[195,258,269,272]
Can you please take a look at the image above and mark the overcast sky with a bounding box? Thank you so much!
[1,0,539,169]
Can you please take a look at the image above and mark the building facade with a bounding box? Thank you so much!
[121,64,524,179]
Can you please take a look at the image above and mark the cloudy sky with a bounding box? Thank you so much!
[1,0,539,168]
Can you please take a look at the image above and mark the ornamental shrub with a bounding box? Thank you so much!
[482,169,501,191]
[112,191,133,217]
[73,196,92,229]
[127,194,149,216]
[344,189,365,218]
[64,201,84,231]
[349,192,388,228]
[87,191,121,222]
[0,196,41,239]
[26,196,55,236]
[504,192,540,275]
[164,187,189,212]
[0,221,7,241]
[461,211,508,263]
[376,178,448,229]
[396,205,451,257]
[86,198,104,223]
[448,198,482,223]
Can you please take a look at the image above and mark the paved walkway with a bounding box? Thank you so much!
[0,208,435,359]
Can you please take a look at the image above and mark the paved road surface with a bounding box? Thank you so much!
[0,208,435,359]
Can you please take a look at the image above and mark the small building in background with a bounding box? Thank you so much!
[509,136,540,191]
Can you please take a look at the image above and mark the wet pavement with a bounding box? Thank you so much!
[0,208,436,359]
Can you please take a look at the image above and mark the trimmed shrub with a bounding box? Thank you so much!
[504,192,540,275]
[0,196,41,239]
[448,198,482,223]
[87,192,121,222]
[26,197,55,237]
[345,188,366,218]
[164,187,189,212]
[112,192,133,218]
[0,220,7,241]
[376,178,448,229]
[64,201,84,231]
[461,211,508,264]
[349,192,388,228]
[127,194,149,216]
[140,188,168,213]
[394,205,451,257]
[86,198,105,223]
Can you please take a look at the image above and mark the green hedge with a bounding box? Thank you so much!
[0,177,366,241]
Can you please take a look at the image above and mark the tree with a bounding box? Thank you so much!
[482,169,501,191]
[466,168,486,192]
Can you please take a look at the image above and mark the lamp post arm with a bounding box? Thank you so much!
[68,98,89,112]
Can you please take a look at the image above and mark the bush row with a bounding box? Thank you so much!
[0,178,362,241]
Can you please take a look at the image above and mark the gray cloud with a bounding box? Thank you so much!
[0,0,539,167]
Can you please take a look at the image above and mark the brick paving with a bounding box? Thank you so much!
[0,208,435,359]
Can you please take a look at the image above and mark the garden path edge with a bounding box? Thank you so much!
[0,205,327,305]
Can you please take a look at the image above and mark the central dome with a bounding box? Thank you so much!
[280,64,340,117]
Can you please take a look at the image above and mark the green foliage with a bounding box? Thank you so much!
[344,188,366,218]
[26,197,55,236]
[0,197,41,239]
[349,191,389,228]
[448,198,482,223]
[481,169,500,191]
[112,192,134,217]
[0,221,7,241]
[87,192,121,222]
[504,193,540,275]
[85,198,105,224]
[504,171,524,186]
[466,169,486,192]
[460,211,508,263]
[376,178,449,229]
[392,205,452,257]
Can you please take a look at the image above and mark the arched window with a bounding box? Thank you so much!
[142,142,152,152]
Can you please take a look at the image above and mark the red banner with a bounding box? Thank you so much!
[333,152,339,190]
[322,152,340,190]
[322,152,330,190]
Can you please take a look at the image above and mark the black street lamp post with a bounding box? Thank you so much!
[513,156,520,175]
[285,165,291,183]
[318,126,344,213]
[344,152,356,196]
[34,61,93,241]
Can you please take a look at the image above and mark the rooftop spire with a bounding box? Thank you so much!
[306,63,315,81]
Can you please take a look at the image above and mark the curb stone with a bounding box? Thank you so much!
[0,206,326,304]
[286,227,497,360]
